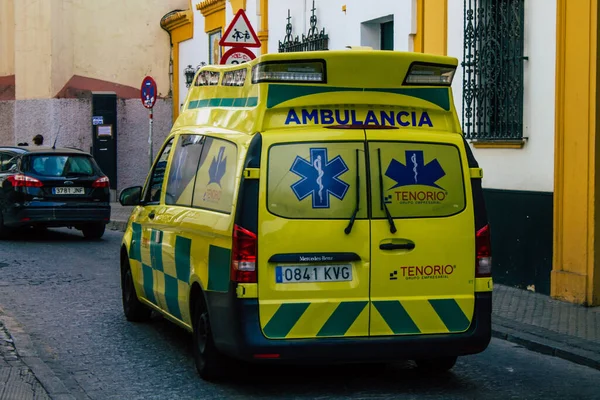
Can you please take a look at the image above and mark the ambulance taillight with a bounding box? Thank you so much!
[231,224,257,283]
[475,224,492,278]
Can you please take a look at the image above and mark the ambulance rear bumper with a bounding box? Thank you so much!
[212,292,492,363]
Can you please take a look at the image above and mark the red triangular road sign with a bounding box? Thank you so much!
[219,9,261,48]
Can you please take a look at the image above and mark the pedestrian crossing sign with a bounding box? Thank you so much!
[219,9,261,48]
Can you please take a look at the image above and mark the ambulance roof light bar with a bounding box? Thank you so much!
[251,59,326,84]
[403,62,456,86]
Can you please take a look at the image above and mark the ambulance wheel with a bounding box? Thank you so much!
[193,298,227,381]
[121,257,152,322]
[415,356,457,373]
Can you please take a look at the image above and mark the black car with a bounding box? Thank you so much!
[0,146,111,239]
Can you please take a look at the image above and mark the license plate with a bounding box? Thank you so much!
[52,187,84,195]
[276,265,352,283]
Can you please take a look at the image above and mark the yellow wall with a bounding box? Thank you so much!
[414,0,447,55]
[10,0,187,99]
[71,0,187,97]
[0,0,15,76]
[552,0,600,305]
[14,0,53,99]
[51,0,74,99]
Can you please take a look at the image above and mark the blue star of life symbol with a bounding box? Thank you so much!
[290,148,350,208]
[385,150,446,190]
[208,146,227,187]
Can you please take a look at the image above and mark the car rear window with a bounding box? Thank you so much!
[25,154,98,177]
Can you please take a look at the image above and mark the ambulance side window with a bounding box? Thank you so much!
[143,138,174,204]
[191,137,237,213]
[165,134,205,207]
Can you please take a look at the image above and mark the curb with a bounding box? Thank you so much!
[0,307,77,400]
[107,220,127,232]
[492,321,600,371]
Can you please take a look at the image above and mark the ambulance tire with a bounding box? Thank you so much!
[192,297,228,381]
[415,356,458,373]
[121,257,152,322]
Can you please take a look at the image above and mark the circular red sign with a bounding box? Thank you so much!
[220,47,256,65]
[140,76,157,109]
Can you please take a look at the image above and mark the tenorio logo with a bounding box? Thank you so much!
[400,264,455,280]
[394,191,447,202]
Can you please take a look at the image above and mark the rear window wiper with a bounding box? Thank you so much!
[377,148,397,234]
[344,149,361,235]
[65,172,92,177]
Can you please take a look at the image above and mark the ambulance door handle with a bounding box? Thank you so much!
[148,211,155,219]
[380,243,415,251]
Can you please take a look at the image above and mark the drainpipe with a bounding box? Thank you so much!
[160,9,184,98]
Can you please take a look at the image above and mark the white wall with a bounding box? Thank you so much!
[448,0,556,193]
[268,0,413,53]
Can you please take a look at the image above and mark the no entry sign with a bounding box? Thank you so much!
[141,76,157,109]
[220,47,256,65]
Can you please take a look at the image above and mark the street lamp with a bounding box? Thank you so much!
[184,64,196,88]
[196,62,207,71]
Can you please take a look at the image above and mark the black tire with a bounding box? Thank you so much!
[121,257,152,322]
[192,297,227,381]
[0,212,10,240]
[415,356,458,373]
[82,223,105,239]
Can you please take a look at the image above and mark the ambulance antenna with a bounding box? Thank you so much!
[52,125,61,150]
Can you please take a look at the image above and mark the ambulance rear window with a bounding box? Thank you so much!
[267,142,367,220]
[370,141,466,219]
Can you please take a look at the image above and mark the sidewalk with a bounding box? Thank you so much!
[107,201,600,370]
[0,308,74,400]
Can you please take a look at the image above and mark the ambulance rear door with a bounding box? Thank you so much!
[257,128,370,340]
[366,128,476,337]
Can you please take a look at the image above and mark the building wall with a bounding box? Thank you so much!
[7,0,187,100]
[268,0,413,53]
[448,0,557,294]
[71,0,187,97]
[448,0,556,193]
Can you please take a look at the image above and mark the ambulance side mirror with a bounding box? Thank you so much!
[119,186,142,206]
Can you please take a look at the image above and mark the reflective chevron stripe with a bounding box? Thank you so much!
[262,298,471,339]
[373,301,421,334]
[374,298,471,335]
[263,301,368,339]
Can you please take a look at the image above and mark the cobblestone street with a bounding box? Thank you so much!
[0,228,599,400]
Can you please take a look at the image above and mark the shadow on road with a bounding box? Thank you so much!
[145,314,475,398]
[1,227,108,243]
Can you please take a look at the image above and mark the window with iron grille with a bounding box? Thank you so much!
[278,1,329,53]
[462,0,526,141]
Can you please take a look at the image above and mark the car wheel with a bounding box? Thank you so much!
[82,223,105,239]
[0,212,11,239]
[415,356,458,373]
[121,257,152,322]
[192,297,227,381]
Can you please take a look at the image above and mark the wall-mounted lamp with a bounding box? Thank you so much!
[184,64,196,88]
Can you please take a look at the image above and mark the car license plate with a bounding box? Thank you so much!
[53,187,84,195]
[276,265,352,283]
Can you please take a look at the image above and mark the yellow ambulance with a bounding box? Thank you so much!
[118,49,493,381]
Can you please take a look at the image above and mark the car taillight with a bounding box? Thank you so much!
[7,174,43,188]
[476,224,492,277]
[92,176,110,188]
[231,224,257,283]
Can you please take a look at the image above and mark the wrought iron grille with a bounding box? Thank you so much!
[278,1,329,53]
[462,0,526,141]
